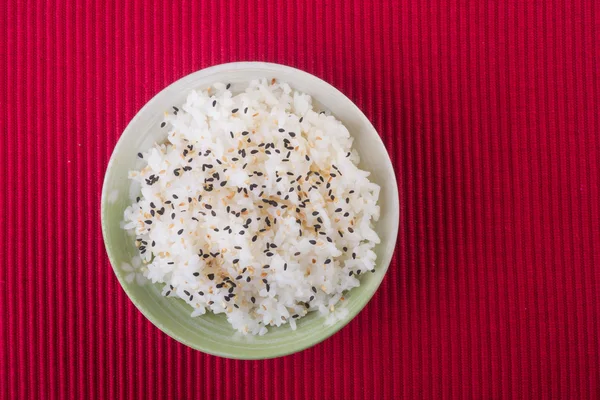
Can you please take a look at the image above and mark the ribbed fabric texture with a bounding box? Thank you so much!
[2,0,599,398]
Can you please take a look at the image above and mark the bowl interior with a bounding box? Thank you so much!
[101,62,399,359]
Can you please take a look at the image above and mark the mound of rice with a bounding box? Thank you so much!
[123,79,380,335]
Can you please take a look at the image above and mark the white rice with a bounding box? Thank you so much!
[123,79,380,335]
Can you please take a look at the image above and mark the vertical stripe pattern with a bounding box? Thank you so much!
[1,0,599,398]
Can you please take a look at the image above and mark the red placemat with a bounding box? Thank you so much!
[2,0,599,398]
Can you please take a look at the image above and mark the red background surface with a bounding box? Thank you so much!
[2,0,600,398]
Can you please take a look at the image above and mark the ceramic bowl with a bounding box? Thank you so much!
[101,62,399,359]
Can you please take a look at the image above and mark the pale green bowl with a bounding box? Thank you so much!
[101,62,399,359]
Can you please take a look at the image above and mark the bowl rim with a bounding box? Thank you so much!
[101,61,400,359]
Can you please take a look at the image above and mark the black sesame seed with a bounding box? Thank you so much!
[266,284,270,292]
[160,122,166,128]
[266,252,274,257]
[137,152,143,158]
[312,286,317,293]
[352,252,356,259]
[165,291,171,296]
[232,108,239,113]
[348,227,354,233]
[144,220,152,224]
[226,83,231,89]
[309,240,317,245]
[207,274,214,280]
[193,272,200,277]
[305,155,310,161]
[263,264,270,269]
[344,212,350,217]
[251,297,256,303]
[212,100,216,107]
[288,132,296,137]
[177,229,184,235]
[252,235,258,242]
[324,259,331,264]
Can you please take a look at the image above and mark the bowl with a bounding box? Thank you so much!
[101,62,399,359]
